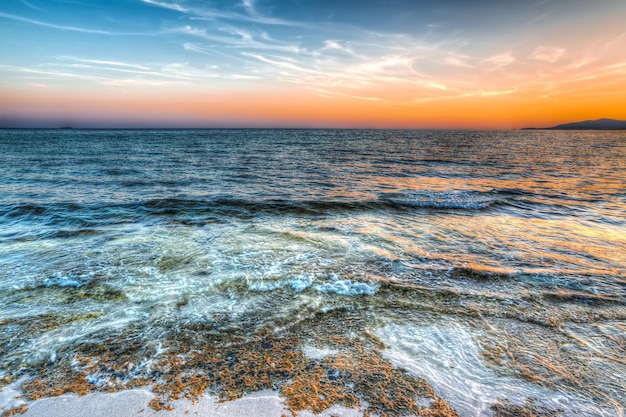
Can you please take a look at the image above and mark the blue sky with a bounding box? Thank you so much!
[1,0,625,127]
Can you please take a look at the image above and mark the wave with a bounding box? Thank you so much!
[0,191,507,222]
[380,190,500,210]
[246,275,379,296]
[4,188,610,228]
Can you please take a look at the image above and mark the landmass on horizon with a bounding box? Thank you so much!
[522,118,626,130]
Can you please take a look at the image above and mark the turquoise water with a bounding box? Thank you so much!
[0,129,624,415]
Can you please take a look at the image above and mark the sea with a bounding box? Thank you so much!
[0,129,624,416]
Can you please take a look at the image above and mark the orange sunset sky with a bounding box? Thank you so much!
[1,0,625,128]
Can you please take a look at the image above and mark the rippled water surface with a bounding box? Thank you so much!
[1,129,625,416]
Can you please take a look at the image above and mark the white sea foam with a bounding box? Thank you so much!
[246,274,313,292]
[315,278,378,296]
[44,277,81,288]
[302,345,340,360]
[246,274,378,296]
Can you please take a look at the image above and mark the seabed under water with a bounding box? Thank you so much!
[1,269,624,417]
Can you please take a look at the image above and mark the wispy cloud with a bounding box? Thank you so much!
[98,78,187,87]
[316,40,359,57]
[0,12,150,36]
[234,0,293,26]
[482,52,515,72]
[530,46,565,63]
[20,0,43,11]
[412,87,519,104]
[0,12,113,34]
[0,64,109,83]
[58,56,151,70]
[154,1,559,103]
[168,3,469,98]
[242,52,319,74]
[141,0,188,13]
[183,43,211,54]
[314,88,383,101]
[145,0,298,27]
[444,53,474,68]
[0,57,260,88]
[179,24,303,53]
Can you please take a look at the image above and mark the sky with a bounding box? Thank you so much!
[1,0,625,128]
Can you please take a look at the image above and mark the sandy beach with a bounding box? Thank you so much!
[1,386,363,417]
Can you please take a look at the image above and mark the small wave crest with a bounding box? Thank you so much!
[246,274,379,296]
[245,274,313,293]
[44,277,82,288]
[382,190,498,210]
[316,277,379,295]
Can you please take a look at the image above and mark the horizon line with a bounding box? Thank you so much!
[0,126,534,131]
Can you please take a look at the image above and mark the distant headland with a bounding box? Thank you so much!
[522,118,626,130]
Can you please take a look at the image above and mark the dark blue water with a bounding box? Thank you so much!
[1,129,624,416]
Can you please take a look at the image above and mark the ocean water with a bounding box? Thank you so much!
[0,129,624,416]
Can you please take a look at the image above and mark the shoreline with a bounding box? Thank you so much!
[1,386,363,417]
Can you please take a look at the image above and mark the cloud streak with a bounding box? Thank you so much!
[20,0,43,12]
[58,57,152,70]
[0,12,116,34]
[141,0,188,13]
[530,46,565,63]
[0,11,155,36]
[0,57,260,89]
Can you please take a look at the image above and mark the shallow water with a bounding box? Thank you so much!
[0,129,625,416]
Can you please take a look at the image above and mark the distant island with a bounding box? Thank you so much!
[522,118,626,130]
